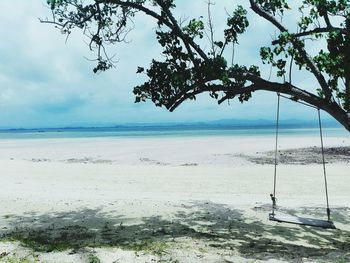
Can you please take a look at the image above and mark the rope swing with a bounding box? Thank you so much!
[269,93,336,229]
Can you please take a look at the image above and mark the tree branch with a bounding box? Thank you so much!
[249,0,333,102]
[154,0,198,65]
[249,0,286,31]
[323,12,333,28]
[271,27,345,45]
[98,0,168,25]
[41,2,99,28]
[167,73,349,131]
[206,0,216,57]
[99,0,208,61]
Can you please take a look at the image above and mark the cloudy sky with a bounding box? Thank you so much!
[0,0,327,128]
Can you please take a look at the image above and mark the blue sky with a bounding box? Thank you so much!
[0,0,328,128]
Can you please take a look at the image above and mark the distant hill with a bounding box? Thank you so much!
[117,118,341,129]
[204,118,341,128]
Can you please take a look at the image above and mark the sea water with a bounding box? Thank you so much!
[0,125,348,140]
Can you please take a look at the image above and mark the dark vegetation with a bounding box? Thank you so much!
[244,146,350,165]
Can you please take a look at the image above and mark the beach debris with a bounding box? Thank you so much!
[139,157,170,166]
[0,252,9,258]
[65,157,114,164]
[240,146,350,165]
[180,163,198,166]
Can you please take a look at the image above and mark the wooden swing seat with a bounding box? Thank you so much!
[269,213,336,229]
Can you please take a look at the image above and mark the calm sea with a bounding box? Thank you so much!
[0,125,348,139]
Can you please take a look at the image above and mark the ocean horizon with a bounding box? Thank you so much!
[0,122,348,139]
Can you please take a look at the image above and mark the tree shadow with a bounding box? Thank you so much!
[1,201,350,261]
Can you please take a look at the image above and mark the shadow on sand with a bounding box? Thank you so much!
[1,201,350,261]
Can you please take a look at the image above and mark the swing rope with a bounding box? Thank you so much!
[271,93,280,216]
[318,108,331,221]
[271,93,332,222]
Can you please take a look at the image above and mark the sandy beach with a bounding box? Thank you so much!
[0,134,349,262]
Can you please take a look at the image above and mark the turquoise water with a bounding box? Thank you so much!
[0,125,348,139]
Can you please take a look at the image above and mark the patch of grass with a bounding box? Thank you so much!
[146,241,170,255]
[0,225,95,252]
[1,254,40,263]
[1,235,70,253]
[126,240,170,255]
[87,254,101,263]
[1,224,172,257]
[3,257,29,263]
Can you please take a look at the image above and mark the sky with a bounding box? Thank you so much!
[0,0,331,128]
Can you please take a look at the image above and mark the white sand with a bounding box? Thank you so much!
[0,135,349,262]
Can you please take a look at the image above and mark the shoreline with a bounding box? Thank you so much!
[0,135,348,165]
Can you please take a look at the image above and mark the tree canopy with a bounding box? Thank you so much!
[43,0,350,132]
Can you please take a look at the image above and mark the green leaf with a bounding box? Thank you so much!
[136,67,144,73]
